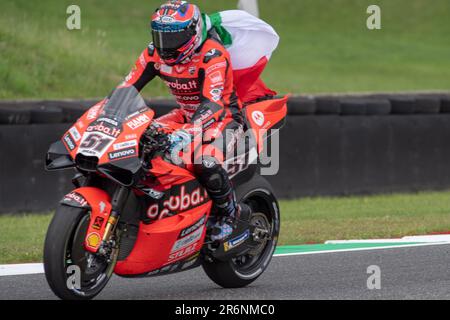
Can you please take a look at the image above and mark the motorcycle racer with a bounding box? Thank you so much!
[119,0,277,241]
[43,0,285,300]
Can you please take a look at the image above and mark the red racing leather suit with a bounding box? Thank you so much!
[123,34,242,135]
[122,32,244,217]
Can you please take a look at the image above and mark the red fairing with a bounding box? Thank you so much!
[245,96,289,153]
[114,201,212,276]
[114,157,212,275]
[61,107,155,166]
[64,187,113,253]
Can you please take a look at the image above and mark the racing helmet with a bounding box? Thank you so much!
[151,1,203,66]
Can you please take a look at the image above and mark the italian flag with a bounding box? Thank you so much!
[202,10,280,103]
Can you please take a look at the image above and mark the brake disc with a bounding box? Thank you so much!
[248,212,271,256]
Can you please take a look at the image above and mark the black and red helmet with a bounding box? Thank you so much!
[151,1,203,66]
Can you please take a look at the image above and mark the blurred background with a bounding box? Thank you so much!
[1,0,450,99]
[1,0,450,264]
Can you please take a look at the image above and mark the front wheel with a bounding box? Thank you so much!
[43,205,118,300]
[202,175,280,288]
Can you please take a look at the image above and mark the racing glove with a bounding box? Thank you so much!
[168,130,192,154]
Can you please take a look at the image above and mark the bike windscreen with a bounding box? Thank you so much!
[101,86,148,122]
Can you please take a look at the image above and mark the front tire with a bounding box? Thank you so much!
[43,205,117,300]
[202,175,280,288]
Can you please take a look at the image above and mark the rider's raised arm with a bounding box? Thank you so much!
[120,43,160,91]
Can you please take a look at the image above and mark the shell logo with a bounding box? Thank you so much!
[252,111,265,127]
[86,233,101,248]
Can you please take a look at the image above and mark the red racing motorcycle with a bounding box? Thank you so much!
[43,86,287,300]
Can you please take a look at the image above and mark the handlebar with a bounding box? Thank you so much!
[140,124,172,170]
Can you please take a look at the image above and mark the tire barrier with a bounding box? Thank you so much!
[442,97,450,113]
[0,124,74,213]
[0,93,449,213]
[2,93,449,125]
[315,97,341,115]
[31,106,64,124]
[0,105,31,125]
[266,114,450,198]
[287,96,316,115]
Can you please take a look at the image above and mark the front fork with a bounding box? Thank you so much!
[103,187,128,240]
[76,183,130,256]
[96,186,129,257]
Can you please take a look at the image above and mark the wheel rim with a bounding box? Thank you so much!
[64,213,117,296]
[248,212,271,256]
[231,190,279,277]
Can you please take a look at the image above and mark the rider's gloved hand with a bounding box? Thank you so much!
[168,130,192,153]
[142,122,172,152]
[148,122,172,136]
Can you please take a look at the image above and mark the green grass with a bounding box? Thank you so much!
[0,213,52,264]
[280,192,450,245]
[1,0,450,99]
[2,191,450,264]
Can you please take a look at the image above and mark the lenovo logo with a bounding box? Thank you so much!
[108,147,136,161]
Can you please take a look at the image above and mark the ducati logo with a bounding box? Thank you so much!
[252,111,265,127]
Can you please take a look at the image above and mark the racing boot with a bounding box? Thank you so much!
[210,191,252,242]
[194,157,251,242]
[209,191,237,241]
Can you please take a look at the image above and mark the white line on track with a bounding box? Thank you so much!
[274,242,450,258]
[0,263,44,277]
[1,242,449,277]
[325,234,450,244]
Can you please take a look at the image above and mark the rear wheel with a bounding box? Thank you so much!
[202,175,280,288]
[43,205,118,300]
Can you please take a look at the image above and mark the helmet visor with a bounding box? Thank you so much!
[152,27,195,51]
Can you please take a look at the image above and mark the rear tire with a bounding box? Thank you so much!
[202,175,280,288]
[43,205,117,300]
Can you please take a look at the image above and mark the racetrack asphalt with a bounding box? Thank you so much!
[1,244,450,300]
